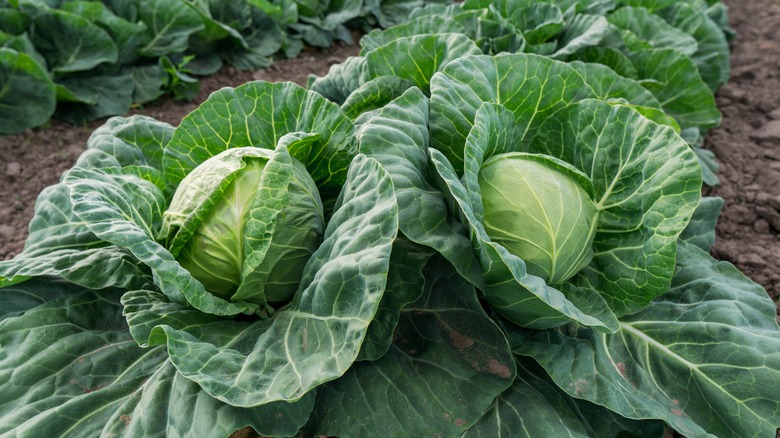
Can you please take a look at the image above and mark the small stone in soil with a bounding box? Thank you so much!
[769,108,780,120]
[0,225,14,240]
[751,120,780,140]
[754,219,771,233]
[5,162,21,177]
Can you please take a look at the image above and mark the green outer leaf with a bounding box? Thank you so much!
[359,14,468,54]
[660,2,729,92]
[513,241,780,438]
[79,115,173,173]
[164,81,356,197]
[692,145,719,186]
[146,154,399,407]
[430,139,618,332]
[59,0,147,64]
[567,60,661,109]
[0,48,55,135]
[465,357,665,437]
[365,33,483,94]
[340,75,415,120]
[680,196,723,252]
[357,87,484,289]
[64,168,257,315]
[0,278,83,320]
[0,183,151,290]
[307,55,366,105]
[0,283,312,437]
[607,6,698,56]
[28,7,117,73]
[552,13,610,58]
[54,71,135,124]
[510,3,564,45]
[356,237,432,361]
[630,48,721,130]
[429,53,595,173]
[137,0,205,57]
[532,99,702,316]
[567,46,639,78]
[310,256,516,437]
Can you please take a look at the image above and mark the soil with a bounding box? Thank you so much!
[1,1,779,319]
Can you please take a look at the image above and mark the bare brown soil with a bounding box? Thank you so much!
[707,0,780,316]
[1,2,778,318]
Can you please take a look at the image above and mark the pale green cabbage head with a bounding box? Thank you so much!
[478,152,598,285]
[163,147,324,304]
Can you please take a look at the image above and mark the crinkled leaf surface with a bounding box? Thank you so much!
[137,0,204,57]
[134,154,399,407]
[531,99,702,316]
[309,256,515,437]
[429,53,595,172]
[429,106,618,331]
[365,33,482,95]
[567,60,661,109]
[608,6,698,56]
[552,13,610,58]
[465,357,665,438]
[357,87,483,288]
[0,183,150,290]
[512,241,780,438]
[164,81,355,196]
[359,14,467,54]
[0,48,55,135]
[0,281,312,437]
[630,48,721,130]
[659,2,729,92]
[64,168,258,315]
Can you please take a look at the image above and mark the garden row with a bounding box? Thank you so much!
[0,0,440,135]
[2,1,778,437]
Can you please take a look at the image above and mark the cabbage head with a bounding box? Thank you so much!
[478,153,598,285]
[161,147,324,304]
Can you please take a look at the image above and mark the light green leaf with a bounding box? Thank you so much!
[137,0,205,57]
[64,168,258,315]
[0,183,151,290]
[568,60,661,109]
[365,33,482,94]
[531,99,702,316]
[359,14,468,54]
[164,81,356,198]
[659,2,729,92]
[340,75,415,119]
[429,101,618,330]
[357,87,484,289]
[552,13,610,58]
[310,256,515,437]
[510,3,564,45]
[513,241,780,438]
[429,53,595,172]
[608,6,698,56]
[0,48,55,134]
[307,55,367,105]
[630,48,721,130]
[142,154,399,406]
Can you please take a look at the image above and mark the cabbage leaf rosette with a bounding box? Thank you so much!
[426,53,702,329]
[0,81,420,435]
